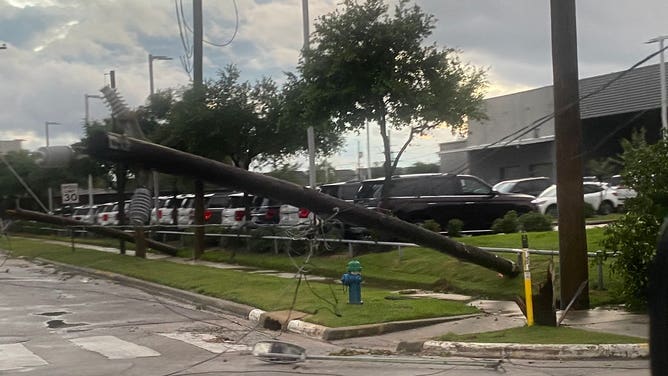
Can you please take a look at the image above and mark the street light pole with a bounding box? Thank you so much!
[648,36,668,137]
[302,0,317,189]
[148,54,172,96]
[44,121,59,147]
[85,94,103,126]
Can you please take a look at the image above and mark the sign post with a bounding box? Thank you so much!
[61,183,79,205]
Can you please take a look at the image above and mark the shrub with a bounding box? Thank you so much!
[420,219,441,233]
[602,131,668,309]
[491,210,519,234]
[518,211,554,232]
[446,219,463,237]
[583,203,596,218]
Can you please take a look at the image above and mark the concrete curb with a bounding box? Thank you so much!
[34,257,478,341]
[415,340,649,360]
[35,258,257,319]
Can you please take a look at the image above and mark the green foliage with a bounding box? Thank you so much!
[265,162,306,185]
[518,211,554,232]
[583,202,596,218]
[446,218,463,237]
[586,157,620,182]
[420,219,441,233]
[602,131,668,309]
[403,162,440,175]
[153,65,343,170]
[491,211,519,234]
[0,150,98,212]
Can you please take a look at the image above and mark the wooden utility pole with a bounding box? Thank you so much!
[7,209,178,255]
[109,70,127,255]
[192,0,205,258]
[88,132,522,277]
[550,0,589,309]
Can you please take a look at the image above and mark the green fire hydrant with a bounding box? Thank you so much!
[341,260,363,304]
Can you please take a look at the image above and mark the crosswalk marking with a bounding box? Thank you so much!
[159,332,251,353]
[69,336,161,359]
[0,343,48,371]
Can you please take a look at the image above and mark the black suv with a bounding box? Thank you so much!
[318,181,361,202]
[354,173,536,230]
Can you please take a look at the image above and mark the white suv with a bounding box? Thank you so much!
[532,182,620,217]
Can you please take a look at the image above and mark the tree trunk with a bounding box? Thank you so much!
[378,107,394,208]
[87,132,520,277]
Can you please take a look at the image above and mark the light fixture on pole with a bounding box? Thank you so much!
[647,35,668,136]
[148,54,172,96]
[44,121,60,147]
[85,94,103,126]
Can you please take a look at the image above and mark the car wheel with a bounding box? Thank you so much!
[598,201,614,215]
[546,205,558,218]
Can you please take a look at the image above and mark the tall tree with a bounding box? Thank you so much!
[297,0,486,202]
[155,65,343,171]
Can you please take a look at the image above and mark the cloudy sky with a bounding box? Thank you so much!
[0,0,666,173]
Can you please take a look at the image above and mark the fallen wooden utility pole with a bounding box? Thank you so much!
[87,131,519,277]
[5,208,178,256]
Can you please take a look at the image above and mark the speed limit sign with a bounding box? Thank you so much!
[61,183,79,204]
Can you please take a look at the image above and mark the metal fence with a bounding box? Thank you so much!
[29,222,614,290]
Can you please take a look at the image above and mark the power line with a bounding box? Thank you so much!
[175,0,193,76]
[451,45,668,174]
[202,0,239,47]
[179,0,240,48]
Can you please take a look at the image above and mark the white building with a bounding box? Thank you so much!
[439,63,667,184]
[0,139,23,155]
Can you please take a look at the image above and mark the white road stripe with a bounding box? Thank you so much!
[159,332,251,353]
[0,343,48,371]
[69,336,160,359]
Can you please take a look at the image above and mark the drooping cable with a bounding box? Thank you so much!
[452,45,668,174]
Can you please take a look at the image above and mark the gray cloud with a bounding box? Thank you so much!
[0,0,666,171]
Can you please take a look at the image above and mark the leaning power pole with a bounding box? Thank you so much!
[192,0,205,258]
[550,0,589,309]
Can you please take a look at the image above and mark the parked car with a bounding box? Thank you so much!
[95,202,115,226]
[176,194,195,229]
[492,177,552,198]
[531,182,620,217]
[354,173,536,230]
[100,201,129,226]
[278,204,318,231]
[249,196,282,227]
[72,205,99,224]
[221,192,255,230]
[188,192,232,226]
[149,196,170,225]
[607,174,637,205]
[318,181,361,202]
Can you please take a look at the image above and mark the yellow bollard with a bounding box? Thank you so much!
[521,232,534,326]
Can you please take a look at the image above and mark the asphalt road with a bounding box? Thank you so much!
[0,254,651,376]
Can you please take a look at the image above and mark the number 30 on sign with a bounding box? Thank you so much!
[61,183,79,204]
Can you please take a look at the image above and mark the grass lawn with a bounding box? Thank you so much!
[436,325,646,344]
[190,227,621,306]
[0,237,477,328]
[9,226,623,307]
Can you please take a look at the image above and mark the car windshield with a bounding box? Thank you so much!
[538,185,557,198]
[493,181,514,193]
